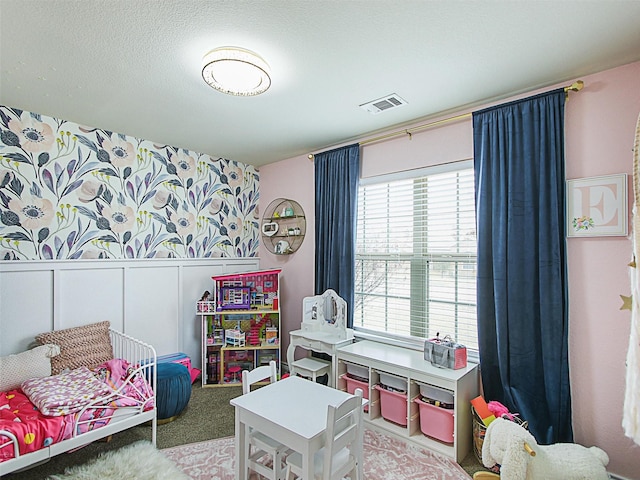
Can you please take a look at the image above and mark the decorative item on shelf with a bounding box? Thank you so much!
[262,222,279,237]
[275,239,292,255]
[282,206,294,217]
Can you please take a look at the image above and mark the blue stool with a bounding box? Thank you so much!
[156,362,191,423]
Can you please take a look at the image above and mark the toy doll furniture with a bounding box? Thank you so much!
[284,387,363,480]
[287,290,354,387]
[241,361,289,480]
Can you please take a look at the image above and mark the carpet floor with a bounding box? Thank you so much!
[0,381,489,479]
[164,428,471,480]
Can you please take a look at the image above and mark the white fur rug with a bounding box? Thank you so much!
[47,440,190,480]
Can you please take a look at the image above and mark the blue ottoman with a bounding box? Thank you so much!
[156,362,191,423]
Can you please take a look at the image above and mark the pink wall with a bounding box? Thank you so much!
[564,61,640,480]
[260,61,640,478]
[258,156,315,358]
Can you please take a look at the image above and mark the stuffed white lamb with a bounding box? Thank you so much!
[482,417,610,480]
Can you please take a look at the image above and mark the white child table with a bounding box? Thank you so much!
[230,376,364,480]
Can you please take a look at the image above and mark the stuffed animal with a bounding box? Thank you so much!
[482,417,610,480]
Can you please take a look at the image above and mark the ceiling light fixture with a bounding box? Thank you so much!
[201,47,271,96]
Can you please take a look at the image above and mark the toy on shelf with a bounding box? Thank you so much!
[226,365,242,383]
[265,327,278,345]
[207,329,224,346]
[251,291,265,307]
[197,290,215,312]
[219,286,250,310]
[225,328,246,347]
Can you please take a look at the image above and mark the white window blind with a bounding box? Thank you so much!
[354,162,478,351]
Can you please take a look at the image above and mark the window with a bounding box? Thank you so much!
[354,161,478,352]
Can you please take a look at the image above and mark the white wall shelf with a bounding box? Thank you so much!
[261,198,306,255]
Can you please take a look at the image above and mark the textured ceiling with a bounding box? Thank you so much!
[1,0,640,167]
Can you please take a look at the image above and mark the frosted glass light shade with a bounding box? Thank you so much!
[202,47,271,96]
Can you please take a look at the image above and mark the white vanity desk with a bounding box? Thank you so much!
[287,329,353,387]
[287,290,353,387]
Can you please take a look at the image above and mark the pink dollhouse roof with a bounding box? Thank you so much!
[211,269,282,281]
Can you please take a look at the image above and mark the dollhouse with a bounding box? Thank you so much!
[198,269,281,386]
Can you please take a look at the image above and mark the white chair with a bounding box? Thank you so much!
[241,361,289,480]
[284,388,363,480]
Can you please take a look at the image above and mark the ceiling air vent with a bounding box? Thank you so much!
[359,93,408,115]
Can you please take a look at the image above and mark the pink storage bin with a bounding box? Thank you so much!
[341,374,369,412]
[374,384,407,426]
[414,397,454,444]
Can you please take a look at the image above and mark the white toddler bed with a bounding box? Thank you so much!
[0,324,157,476]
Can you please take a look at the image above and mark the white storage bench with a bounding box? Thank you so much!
[336,340,478,461]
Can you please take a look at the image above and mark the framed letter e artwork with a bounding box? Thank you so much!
[567,173,628,237]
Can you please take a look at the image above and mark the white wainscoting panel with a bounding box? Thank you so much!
[0,269,53,353]
[125,265,180,357]
[0,258,260,367]
[57,267,125,331]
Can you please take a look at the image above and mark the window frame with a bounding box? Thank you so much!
[353,160,478,361]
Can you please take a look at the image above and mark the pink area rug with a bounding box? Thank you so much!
[163,428,471,480]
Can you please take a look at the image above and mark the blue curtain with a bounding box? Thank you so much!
[473,89,573,444]
[314,144,360,327]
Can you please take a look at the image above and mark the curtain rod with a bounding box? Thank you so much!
[308,80,584,160]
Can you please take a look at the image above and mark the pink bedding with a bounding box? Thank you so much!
[22,367,112,416]
[0,359,153,463]
[0,389,67,461]
[94,358,154,408]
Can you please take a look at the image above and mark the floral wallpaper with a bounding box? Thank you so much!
[0,106,260,260]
